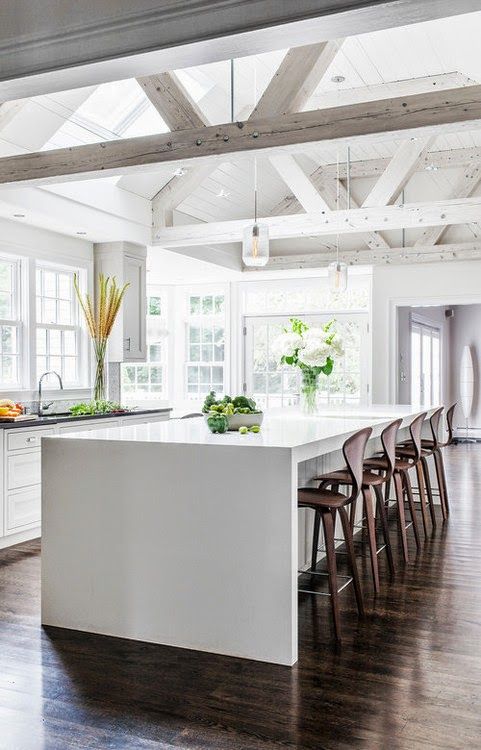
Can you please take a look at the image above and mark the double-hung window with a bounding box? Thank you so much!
[36,266,82,386]
[0,257,21,388]
[186,292,225,399]
[122,293,166,399]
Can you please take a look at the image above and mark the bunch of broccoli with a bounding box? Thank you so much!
[202,391,259,415]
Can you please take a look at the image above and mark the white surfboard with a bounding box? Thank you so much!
[460,345,474,419]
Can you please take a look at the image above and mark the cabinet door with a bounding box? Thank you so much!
[7,451,41,490]
[123,255,146,361]
[6,487,41,532]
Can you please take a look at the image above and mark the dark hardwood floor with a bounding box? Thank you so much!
[1,444,481,749]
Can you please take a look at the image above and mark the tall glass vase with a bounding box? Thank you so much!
[300,368,319,415]
[93,339,107,401]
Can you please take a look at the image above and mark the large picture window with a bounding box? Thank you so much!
[36,266,81,386]
[0,257,21,388]
[122,293,166,399]
[186,292,225,399]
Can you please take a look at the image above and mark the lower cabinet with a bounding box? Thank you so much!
[0,412,170,546]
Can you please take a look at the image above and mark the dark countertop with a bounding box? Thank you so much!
[0,408,172,429]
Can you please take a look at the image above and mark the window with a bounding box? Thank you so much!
[36,267,81,386]
[411,321,441,406]
[122,294,166,399]
[0,257,21,387]
[186,293,225,399]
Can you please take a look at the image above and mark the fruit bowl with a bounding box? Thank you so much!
[204,412,263,431]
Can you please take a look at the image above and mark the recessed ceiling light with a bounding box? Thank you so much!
[173,167,187,177]
[425,163,439,172]
[331,75,346,84]
[76,231,87,236]
[13,213,25,218]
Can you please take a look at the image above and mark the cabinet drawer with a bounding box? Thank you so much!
[58,419,121,434]
[7,427,55,452]
[7,450,41,490]
[6,487,41,532]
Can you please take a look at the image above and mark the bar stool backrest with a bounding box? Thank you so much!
[428,407,444,449]
[342,426,372,501]
[409,412,427,462]
[444,403,457,446]
[381,418,403,480]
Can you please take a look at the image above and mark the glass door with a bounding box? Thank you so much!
[243,313,369,410]
[411,321,441,406]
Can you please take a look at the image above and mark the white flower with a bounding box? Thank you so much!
[271,331,302,359]
[330,336,344,357]
[303,327,328,343]
[298,340,331,368]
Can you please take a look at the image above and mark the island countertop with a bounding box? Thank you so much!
[47,404,433,452]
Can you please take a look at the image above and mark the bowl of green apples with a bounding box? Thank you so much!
[202,391,263,433]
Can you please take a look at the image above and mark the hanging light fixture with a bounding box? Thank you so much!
[242,157,269,267]
[242,57,269,268]
[328,145,349,293]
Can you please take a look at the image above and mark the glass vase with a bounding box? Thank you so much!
[300,368,319,415]
[93,340,107,401]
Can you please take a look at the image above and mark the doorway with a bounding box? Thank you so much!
[410,318,441,406]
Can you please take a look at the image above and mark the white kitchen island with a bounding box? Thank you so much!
[41,406,431,666]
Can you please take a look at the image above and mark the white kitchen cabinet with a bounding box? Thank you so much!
[94,241,147,362]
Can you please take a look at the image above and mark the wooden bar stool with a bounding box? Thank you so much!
[420,403,456,519]
[364,413,425,563]
[314,419,400,593]
[298,427,371,642]
[396,412,437,537]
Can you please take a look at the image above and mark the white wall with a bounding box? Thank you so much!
[372,259,481,403]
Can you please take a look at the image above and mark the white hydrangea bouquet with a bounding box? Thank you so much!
[272,317,344,413]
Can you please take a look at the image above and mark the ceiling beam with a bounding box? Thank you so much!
[136,72,209,130]
[362,136,433,207]
[415,161,481,246]
[4,84,481,187]
[268,153,330,212]
[245,241,481,270]
[251,40,341,119]
[153,196,481,247]
[152,39,343,228]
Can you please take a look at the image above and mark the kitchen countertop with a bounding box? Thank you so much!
[0,407,172,429]
[49,404,435,451]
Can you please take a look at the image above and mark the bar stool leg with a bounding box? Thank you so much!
[421,455,437,528]
[321,509,342,641]
[339,506,365,618]
[311,509,321,572]
[434,449,450,519]
[393,472,409,562]
[415,462,430,538]
[384,477,391,508]
[403,470,421,549]
[374,484,395,576]
[362,487,380,593]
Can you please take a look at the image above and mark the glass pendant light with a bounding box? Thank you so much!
[328,145,349,293]
[242,58,269,268]
[242,159,269,267]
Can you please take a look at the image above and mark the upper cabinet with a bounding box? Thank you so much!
[94,242,147,362]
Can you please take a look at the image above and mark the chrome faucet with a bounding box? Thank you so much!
[38,371,63,416]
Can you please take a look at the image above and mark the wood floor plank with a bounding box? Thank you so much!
[0,445,479,749]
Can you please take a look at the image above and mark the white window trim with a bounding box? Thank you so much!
[0,254,23,390]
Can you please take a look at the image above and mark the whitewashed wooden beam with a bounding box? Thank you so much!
[308,72,475,111]
[136,72,209,130]
[251,40,342,119]
[415,161,481,246]
[245,241,481,271]
[4,85,481,187]
[313,178,390,250]
[268,153,330,213]
[153,196,481,247]
[362,137,433,207]
[152,40,343,229]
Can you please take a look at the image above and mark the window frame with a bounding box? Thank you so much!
[0,255,23,390]
[184,288,228,401]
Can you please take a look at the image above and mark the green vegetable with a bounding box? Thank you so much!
[69,400,125,416]
[206,413,229,434]
[202,391,218,413]
[239,426,248,434]
[250,425,261,433]
[232,395,257,411]
[202,391,261,416]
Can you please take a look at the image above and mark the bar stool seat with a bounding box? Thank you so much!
[317,469,386,487]
[298,487,349,508]
[395,446,432,459]
[364,456,411,472]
